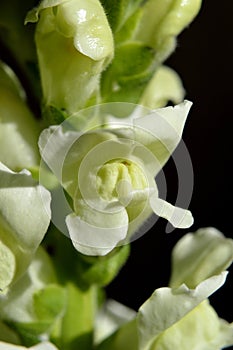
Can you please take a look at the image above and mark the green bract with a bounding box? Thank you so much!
[0,163,51,290]
[39,101,193,256]
[0,62,40,171]
[25,0,114,115]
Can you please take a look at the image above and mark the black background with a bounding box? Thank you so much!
[107,0,233,326]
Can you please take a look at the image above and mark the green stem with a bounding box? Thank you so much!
[60,282,97,350]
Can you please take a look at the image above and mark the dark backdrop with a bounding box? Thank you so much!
[107,0,233,326]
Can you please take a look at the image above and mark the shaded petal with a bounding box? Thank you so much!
[137,272,227,350]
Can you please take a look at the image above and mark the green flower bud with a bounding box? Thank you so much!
[26,0,114,115]
[135,0,202,62]
[0,163,51,290]
[169,227,233,289]
[0,62,40,171]
[39,101,193,256]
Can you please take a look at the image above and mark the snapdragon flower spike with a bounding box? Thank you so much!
[39,101,193,256]
[25,0,114,115]
[0,163,51,290]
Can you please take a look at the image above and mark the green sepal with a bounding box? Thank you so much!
[76,245,130,288]
[42,105,68,126]
[114,8,143,44]
[100,0,144,33]
[33,285,67,322]
[101,42,155,103]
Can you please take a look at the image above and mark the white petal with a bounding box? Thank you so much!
[39,126,80,183]
[134,100,192,176]
[66,208,129,256]
[150,195,193,228]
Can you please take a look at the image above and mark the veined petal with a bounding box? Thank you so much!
[137,272,227,350]
[66,206,129,256]
[150,195,193,228]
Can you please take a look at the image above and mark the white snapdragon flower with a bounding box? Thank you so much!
[39,101,193,256]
